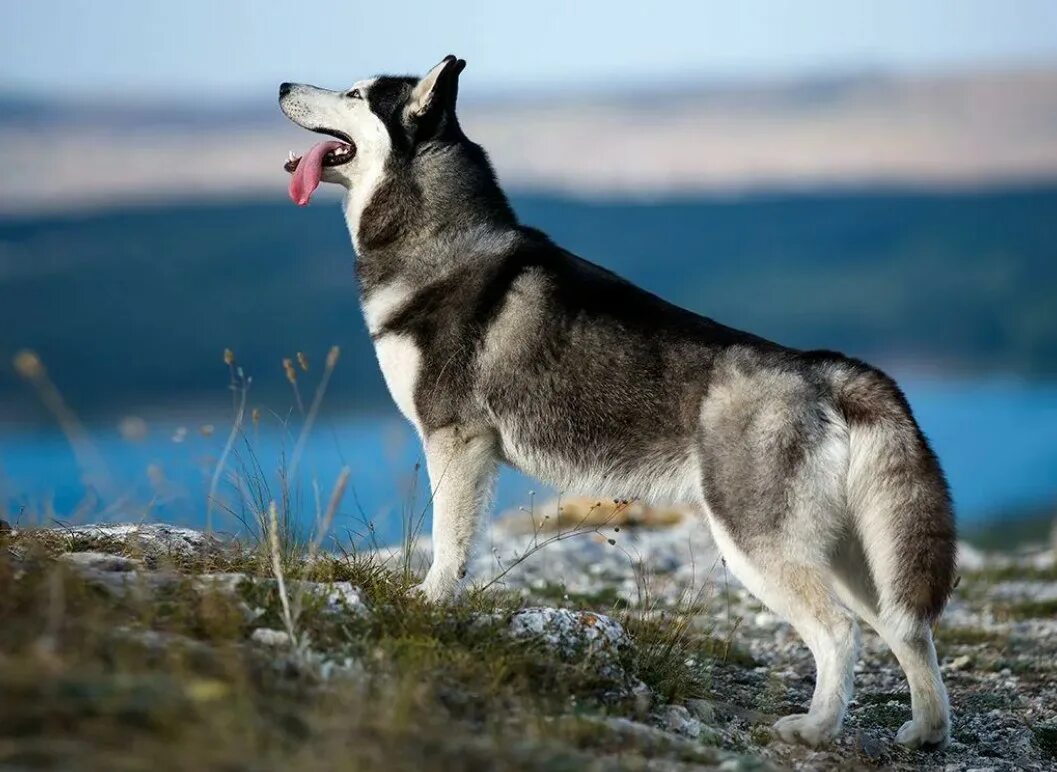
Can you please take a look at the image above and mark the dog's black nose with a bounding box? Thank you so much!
[279,82,293,98]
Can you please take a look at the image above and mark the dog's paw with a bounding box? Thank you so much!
[772,713,841,747]
[413,569,460,604]
[895,719,949,751]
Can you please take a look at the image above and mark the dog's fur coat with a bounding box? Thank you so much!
[280,56,957,749]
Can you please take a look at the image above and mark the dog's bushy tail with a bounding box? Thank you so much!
[836,367,957,627]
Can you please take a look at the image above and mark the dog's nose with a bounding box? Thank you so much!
[279,82,293,98]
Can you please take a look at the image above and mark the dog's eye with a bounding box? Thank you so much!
[346,89,363,100]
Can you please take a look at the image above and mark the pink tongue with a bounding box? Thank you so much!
[289,140,344,206]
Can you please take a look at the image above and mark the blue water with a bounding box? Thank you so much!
[2,377,1055,545]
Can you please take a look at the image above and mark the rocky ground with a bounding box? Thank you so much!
[379,500,1057,770]
[2,506,1056,770]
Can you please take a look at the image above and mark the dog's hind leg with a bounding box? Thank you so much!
[876,616,948,749]
[884,623,948,749]
[417,425,498,602]
[833,374,956,749]
[831,534,950,749]
[707,515,860,747]
[698,374,861,746]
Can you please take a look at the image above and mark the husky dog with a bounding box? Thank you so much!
[279,56,956,749]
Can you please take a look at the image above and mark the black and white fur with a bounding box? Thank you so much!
[279,56,957,749]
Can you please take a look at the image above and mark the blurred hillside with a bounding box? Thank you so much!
[2,67,1057,212]
[2,65,1056,425]
[2,186,1055,425]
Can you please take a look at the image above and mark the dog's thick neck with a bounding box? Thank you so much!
[347,134,518,294]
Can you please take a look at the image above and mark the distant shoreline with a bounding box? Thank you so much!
[5,177,1057,220]
[3,67,1056,215]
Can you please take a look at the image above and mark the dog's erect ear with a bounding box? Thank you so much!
[407,55,466,123]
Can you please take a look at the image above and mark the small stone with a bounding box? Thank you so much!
[753,611,778,627]
[631,679,653,714]
[664,704,703,738]
[855,730,886,760]
[597,716,709,757]
[717,760,758,771]
[687,697,716,724]
[58,524,224,558]
[507,606,632,688]
[251,628,292,648]
[948,654,973,671]
[59,551,141,572]
[956,542,988,572]
[195,572,249,595]
[508,607,629,660]
[321,581,366,614]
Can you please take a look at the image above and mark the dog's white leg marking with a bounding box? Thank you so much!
[885,618,950,749]
[831,539,950,750]
[417,426,498,602]
[362,282,424,434]
[707,515,859,747]
[373,335,422,435]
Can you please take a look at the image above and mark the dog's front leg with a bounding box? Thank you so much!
[417,425,498,602]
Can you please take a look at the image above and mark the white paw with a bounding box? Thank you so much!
[895,719,949,750]
[414,567,461,603]
[773,713,841,747]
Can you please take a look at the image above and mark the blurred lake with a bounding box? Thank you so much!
[1,377,1056,546]
[2,188,1056,544]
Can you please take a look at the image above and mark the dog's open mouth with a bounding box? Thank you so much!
[285,128,356,207]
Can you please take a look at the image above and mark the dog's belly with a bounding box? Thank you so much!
[495,423,699,505]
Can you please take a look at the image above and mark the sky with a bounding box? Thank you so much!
[2,0,1057,99]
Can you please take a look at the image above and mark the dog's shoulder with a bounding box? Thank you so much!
[506,228,774,351]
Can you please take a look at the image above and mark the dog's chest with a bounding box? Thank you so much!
[362,284,423,433]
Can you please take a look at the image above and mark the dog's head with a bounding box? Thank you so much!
[279,55,466,206]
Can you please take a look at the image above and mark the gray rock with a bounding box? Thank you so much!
[195,572,249,595]
[854,730,886,761]
[60,558,180,598]
[251,628,292,647]
[316,581,366,615]
[687,697,716,724]
[508,607,629,661]
[59,551,141,572]
[596,716,708,756]
[113,627,220,660]
[507,606,633,689]
[57,523,225,558]
[663,704,703,738]
[948,654,974,671]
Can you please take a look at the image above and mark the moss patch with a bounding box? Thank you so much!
[531,581,628,612]
[993,598,1057,621]
[1034,724,1057,760]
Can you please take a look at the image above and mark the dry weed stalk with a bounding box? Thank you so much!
[479,497,633,593]
[12,349,111,494]
[288,346,340,483]
[207,362,249,536]
[267,501,298,646]
[291,467,351,624]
